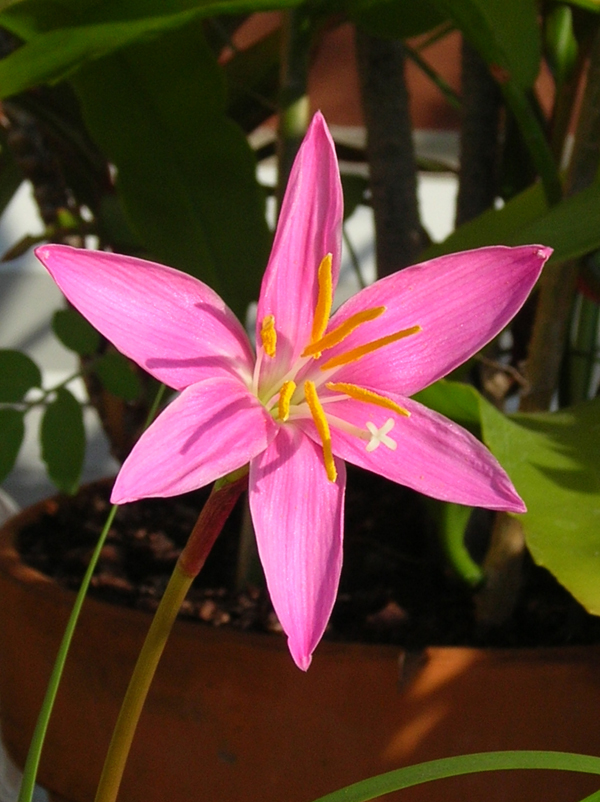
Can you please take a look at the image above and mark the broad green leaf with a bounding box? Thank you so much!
[516,183,600,262]
[52,308,101,355]
[431,0,540,89]
[0,0,24,11]
[413,379,482,436]
[94,352,141,402]
[0,408,24,482]
[72,23,270,318]
[41,386,85,493]
[422,180,600,265]
[0,350,42,402]
[0,0,295,35]
[0,0,300,98]
[402,379,600,617]
[421,182,547,258]
[348,0,446,39]
[480,397,600,615]
[419,381,600,618]
[565,0,600,10]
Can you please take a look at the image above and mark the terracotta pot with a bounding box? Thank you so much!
[1,491,600,802]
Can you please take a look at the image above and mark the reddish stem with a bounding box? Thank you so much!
[178,471,249,577]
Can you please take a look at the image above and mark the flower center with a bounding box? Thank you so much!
[257,253,421,481]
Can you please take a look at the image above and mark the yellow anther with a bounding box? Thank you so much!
[302,306,386,358]
[260,314,277,358]
[320,325,422,372]
[304,380,337,482]
[278,380,296,422]
[310,254,334,347]
[326,382,410,417]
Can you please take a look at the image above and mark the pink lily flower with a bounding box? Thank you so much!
[35,112,550,670]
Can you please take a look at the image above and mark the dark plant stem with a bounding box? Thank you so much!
[276,8,311,211]
[521,23,600,411]
[356,30,429,277]
[455,39,501,226]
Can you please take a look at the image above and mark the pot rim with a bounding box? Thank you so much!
[2,478,600,665]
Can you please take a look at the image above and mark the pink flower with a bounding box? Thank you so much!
[35,112,550,670]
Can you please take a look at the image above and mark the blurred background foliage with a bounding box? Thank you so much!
[0,0,599,620]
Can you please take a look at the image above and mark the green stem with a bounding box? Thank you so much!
[403,41,461,110]
[565,295,600,404]
[93,562,193,802]
[94,468,248,802]
[17,505,119,802]
[343,226,367,290]
[521,24,600,411]
[17,383,166,802]
[501,83,562,206]
[438,502,483,588]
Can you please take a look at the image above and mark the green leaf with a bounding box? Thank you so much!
[479,397,600,615]
[72,22,270,319]
[348,0,446,39]
[431,0,541,89]
[421,182,547,258]
[413,379,482,436]
[94,352,141,402]
[0,408,25,482]
[41,386,85,493]
[312,751,600,802]
[422,179,600,266]
[0,0,300,98]
[52,308,101,356]
[0,350,42,402]
[515,183,600,262]
[565,0,600,10]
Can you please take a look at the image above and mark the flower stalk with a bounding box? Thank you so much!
[94,469,248,802]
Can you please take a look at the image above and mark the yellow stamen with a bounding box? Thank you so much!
[302,306,386,358]
[310,254,334,346]
[260,314,277,358]
[320,325,422,371]
[326,382,410,417]
[278,380,296,422]
[304,380,337,482]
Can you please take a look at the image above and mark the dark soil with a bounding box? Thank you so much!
[16,466,600,649]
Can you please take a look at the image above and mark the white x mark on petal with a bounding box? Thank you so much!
[365,418,397,452]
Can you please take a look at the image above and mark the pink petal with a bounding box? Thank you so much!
[36,245,255,391]
[249,426,346,670]
[111,376,277,503]
[255,112,343,383]
[323,245,551,396]
[304,396,525,512]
